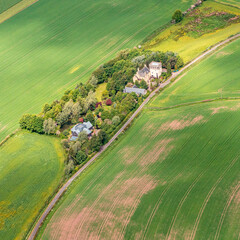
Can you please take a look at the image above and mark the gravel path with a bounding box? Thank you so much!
[27,33,240,240]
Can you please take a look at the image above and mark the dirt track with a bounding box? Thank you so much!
[27,33,240,240]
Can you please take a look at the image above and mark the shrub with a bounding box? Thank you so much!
[98,130,109,145]
[78,131,88,143]
[43,118,56,135]
[65,160,75,176]
[75,150,87,164]
[172,10,183,23]
[85,112,95,125]
[62,129,69,137]
[106,98,112,106]
[19,114,44,133]
[112,116,120,126]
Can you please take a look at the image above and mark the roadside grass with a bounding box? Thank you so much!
[39,100,240,240]
[144,1,240,63]
[95,83,107,102]
[0,0,195,142]
[0,131,65,240]
[149,38,240,108]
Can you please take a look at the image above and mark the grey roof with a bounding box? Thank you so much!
[83,128,92,135]
[123,87,146,95]
[70,136,78,141]
[84,121,93,129]
[71,121,93,136]
[138,66,150,77]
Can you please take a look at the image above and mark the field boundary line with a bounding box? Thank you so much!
[0,0,39,25]
[27,33,240,240]
[0,128,20,147]
[146,97,240,112]
[213,0,240,9]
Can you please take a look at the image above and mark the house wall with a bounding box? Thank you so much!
[150,66,162,79]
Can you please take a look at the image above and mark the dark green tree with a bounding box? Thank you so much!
[98,130,109,145]
[88,135,101,152]
[167,62,172,77]
[75,150,87,164]
[172,10,183,23]
[140,80,148,90]
[19,114,32,130]
[85,112,95,125]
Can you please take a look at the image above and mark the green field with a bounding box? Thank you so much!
[0,132,65,240]
[38,40,240,239]
[0,0,22,13]
[216,0,240,8]
[145,1,240,63]
[39,100,240,240]
[0,0,195,142]
[150,38,240,108]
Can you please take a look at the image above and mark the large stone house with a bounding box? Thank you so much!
[70,121,93,141]
[133,61,162,87]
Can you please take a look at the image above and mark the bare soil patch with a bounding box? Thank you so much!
[210,103,240,114]
[49,175,157,240]
[152,115,205,138]
[118,146,146,165]
[215,50,234,58]
[210,106,228,114]
[140,139,174,166]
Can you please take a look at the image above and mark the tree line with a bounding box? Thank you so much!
[19,48,184,176]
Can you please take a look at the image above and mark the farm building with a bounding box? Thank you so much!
[70,121,93,141]
[123,86,147,95]
[133,61,162,87]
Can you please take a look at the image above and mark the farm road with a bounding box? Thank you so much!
[28,33,240,240]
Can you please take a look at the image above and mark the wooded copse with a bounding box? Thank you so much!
[19,48,184,175]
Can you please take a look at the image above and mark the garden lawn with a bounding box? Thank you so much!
[0,131,65,240]
[95,83,107,102]
[145,1,240,63]
[0,0,194,142]
[39,100,240,240]
[149,37,240,108]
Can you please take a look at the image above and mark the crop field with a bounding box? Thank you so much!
[149,37,240,108]
[0,132,65,240]
[0,0,195,142]
[0,0,37,24]
[145,1,240,63]
[216,0,240,8]
[39,99,240,240]
[0,0,22,13]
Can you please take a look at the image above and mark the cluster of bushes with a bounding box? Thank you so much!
[92,48,183,94]
[19,48,183,176]
[59,91,141,176]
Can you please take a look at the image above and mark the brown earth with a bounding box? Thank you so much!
[49,174,157,240]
